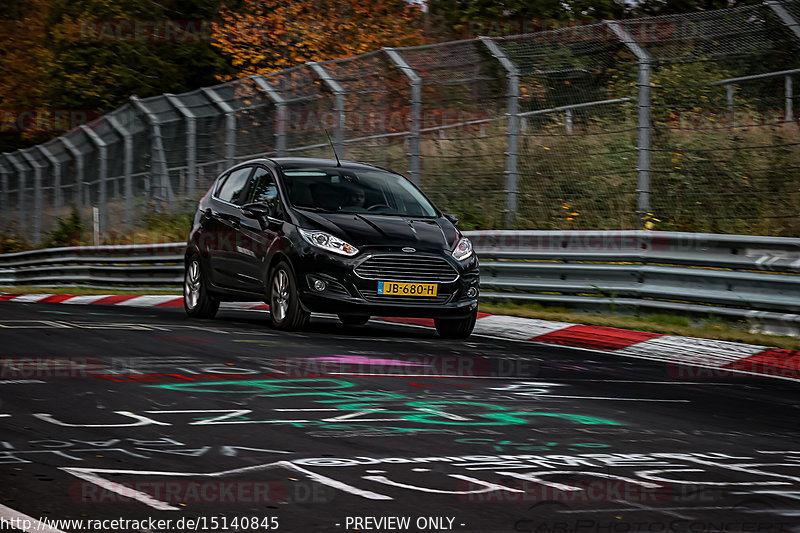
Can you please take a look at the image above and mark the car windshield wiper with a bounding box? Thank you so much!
[295,206,331,213]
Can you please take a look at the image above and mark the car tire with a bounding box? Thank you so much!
[269,261,309,330]
[338,314,370,326]
[184,256,220,319]
[434,309,477,339]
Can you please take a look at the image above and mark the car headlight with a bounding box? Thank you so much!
[300,229,359,256]
[452,237,473,261]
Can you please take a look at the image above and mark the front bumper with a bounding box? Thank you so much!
[293,247,480,319]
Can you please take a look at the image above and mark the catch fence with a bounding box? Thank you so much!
[1,0,800,245]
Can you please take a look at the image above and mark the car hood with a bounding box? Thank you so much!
[295,211,458,251]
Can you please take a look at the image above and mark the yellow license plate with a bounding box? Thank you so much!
[377,281,438,297]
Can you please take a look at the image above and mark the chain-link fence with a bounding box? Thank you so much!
[2,0,799,245]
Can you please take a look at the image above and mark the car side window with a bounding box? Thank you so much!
[216,167,253,206]
[246,167,284,218]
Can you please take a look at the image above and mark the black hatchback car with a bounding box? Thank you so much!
[183,158,480,338]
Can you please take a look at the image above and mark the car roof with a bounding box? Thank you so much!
[245,157,399,175]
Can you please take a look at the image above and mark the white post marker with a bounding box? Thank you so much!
[92,206,99,246]
[0,503,69,533]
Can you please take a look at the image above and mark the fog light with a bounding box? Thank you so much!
[466,286,478,298]
[313,279,327,292]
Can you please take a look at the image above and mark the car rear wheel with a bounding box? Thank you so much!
[184,256,220,318]
[269,262,309,330]
[338,314,370,326]
[434,309,477,339]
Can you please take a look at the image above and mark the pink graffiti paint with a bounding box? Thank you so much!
[305,356,429,367]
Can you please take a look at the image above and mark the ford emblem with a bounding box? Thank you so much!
[402,247,416,253]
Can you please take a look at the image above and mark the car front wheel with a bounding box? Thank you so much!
[269,262,309,330]
[184,256,220,318]
[434,309,477,339]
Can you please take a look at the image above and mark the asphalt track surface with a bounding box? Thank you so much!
[1,301,800,533]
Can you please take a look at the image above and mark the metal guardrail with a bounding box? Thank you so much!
[1,231,799,333]
[470,230,800,335]
[0,243,184,290]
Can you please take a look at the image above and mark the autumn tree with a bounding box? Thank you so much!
[212,0,428,80]
[0,0,234,151]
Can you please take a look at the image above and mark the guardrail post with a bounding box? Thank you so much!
[201,88,236,167]
[480,37,520,229]
[786,75,794,122]
[37,146,61,215]
[59,136,85,210]
[308,62,345,158]
[131,96,172,213]
[80,125,108,234]
[384,48,421,186]
[166,95,197,197]
[251,76,287,157]
[607,21,652,226]
[106,115,133,229]
[19,149,43,246]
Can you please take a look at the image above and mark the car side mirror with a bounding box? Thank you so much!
[242,202,272,219]
[443,213,459,226]
[242,203,281,230]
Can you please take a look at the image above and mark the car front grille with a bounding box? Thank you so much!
[354,254,458,282]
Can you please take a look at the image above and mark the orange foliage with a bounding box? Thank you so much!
[212,0,428,80]
[0,0,54,143]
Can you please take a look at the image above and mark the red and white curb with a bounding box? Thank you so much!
[2,293,798,382]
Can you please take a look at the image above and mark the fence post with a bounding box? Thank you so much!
[80,125,108,234]
[308,62,345,157]
[166,95,197,198]
[131,96,172,212]
[5,153,27,239]
[251,75,287,157]
[106,115,133,230]
[0,155,9,228]
[384,47,422,186]
[786,75,794,123]
[19,149,43,246]
[38,146,61,216]
[607,21,652,226]
[727,84,735,129]
[202,88,236,167]
[766,0,800,42]
[59,136,85,211]
[480,36,520,229]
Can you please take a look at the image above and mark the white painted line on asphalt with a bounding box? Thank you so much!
[63,460,392,506]
[328,372,530,379]
[65,469,179,511]
[0,503,69,533]
[541,395,690,402]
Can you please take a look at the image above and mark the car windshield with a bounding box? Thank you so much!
[280,166,438,217]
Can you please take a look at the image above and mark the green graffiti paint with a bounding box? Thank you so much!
[150,378,407,403]
[148,379,622,428]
